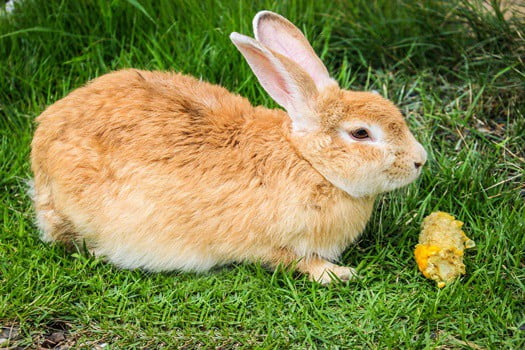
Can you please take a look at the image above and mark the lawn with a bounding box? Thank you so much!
[0,0,523,348]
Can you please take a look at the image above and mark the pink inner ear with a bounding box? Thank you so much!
[241,45,292,109]
[258,22,330,89]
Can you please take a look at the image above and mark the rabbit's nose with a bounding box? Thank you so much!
[413,142,427,169]
[414,142,428,162]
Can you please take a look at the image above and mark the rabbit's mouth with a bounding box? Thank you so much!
[383,166,423,192]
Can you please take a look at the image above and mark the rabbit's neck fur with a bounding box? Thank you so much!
[239,107,377,259]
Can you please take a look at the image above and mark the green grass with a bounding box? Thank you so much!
[1,0,524,348]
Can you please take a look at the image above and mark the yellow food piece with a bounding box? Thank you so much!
[414,212,475,288]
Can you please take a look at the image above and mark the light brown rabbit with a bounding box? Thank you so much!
[30,11,427,284]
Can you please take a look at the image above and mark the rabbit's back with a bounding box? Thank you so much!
[34,70,256,166]
[33,69,286,197]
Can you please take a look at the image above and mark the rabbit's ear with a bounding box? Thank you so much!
[230,32,319,133]
[253,11,337,91]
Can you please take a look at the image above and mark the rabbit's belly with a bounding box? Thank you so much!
[92,231,224,272]
[55,183,230,272]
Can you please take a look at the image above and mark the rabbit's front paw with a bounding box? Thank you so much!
[308,261,357,285]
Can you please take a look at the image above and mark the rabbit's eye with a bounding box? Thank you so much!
[350,128,370,140]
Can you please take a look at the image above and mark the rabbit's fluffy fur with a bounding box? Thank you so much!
[31,11,426,284]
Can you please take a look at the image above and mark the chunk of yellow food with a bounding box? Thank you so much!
[414,212,475,288]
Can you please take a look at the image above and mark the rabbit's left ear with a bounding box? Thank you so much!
[230,32,320,134]
[253,11,338,91]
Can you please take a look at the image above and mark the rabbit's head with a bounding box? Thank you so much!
[231,11,427,197]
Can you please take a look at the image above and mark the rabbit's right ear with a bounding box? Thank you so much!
[253,11,337,91]
[230,32,320,134]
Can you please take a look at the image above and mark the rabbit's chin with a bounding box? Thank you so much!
[323,171,421,198]
[321,174,383,198]
[382,171,423,193]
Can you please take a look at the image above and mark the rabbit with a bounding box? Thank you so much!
[30,10,427,284]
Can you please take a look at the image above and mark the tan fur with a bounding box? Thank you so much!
[31,12,426,283]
